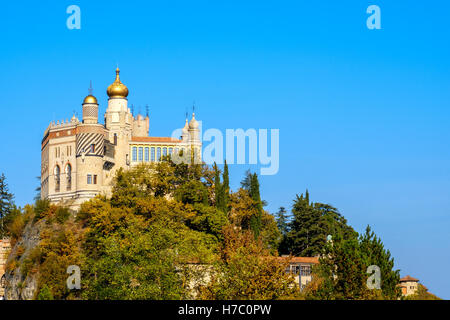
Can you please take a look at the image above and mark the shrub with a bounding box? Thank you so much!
[55,207,70,224]
[34,199,50,221]
[37,285,54,300]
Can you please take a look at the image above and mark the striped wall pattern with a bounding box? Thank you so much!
[76,133,104,156]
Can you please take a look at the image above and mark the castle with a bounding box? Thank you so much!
[40,68,202,209]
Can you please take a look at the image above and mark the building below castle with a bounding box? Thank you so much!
[41,68,201,209]
[0,239,11,298]
[398,275,420,296]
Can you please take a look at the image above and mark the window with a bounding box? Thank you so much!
[66,164,72,190]
[169,148,173,156]
[54,165,61,192]
[145,147,149,162]
[292,265,300,275]
[301,265,311,276]
[151,148,155,162]
[87,174,92,184]
[93,175,97,184]
[132,147,137,161]
[163,147,167,158]
[114,133,117,145]
[157,147,161,161]
[138,147,143,161]
[90,144,95,153]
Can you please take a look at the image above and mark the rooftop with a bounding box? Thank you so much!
[400,275,419,282]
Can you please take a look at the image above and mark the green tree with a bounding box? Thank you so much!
[287,192,324,256]
[213,163,224,211]
[0,173,15,237]
[222,160,230,215]
[275,207,289,236]
[306,226,400,300]
[286,190,357,256]
[248,173,263,238]
[359,225,400,299]
[275,207,290,254]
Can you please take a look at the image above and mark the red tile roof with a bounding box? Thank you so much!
[400,275,419,282]
[278,256,319,264]
[131,136,181,143]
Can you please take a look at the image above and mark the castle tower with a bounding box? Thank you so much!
[188,113,202,163]
[82,83,98,124]
[104,68,132,172]
[132,113,150,137]
[75,90,106,204]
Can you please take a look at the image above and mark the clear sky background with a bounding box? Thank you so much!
[1,1,449,298]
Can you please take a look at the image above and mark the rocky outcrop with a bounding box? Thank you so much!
[4,218,43,300]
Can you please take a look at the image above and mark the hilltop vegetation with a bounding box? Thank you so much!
[0,159,414,300]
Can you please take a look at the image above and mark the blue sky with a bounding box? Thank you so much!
[1,1,449,298]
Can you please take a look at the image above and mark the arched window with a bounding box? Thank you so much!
[66,163,72,190]
[54,165,61,192]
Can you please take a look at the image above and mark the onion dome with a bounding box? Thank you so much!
[107,68,129,98]
[189,113,199,129]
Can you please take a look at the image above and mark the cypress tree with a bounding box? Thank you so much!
[249,173,263,238]
[222,160,230,214]
[213,163,225,212]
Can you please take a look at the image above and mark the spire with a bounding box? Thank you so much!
[83,81,98,104]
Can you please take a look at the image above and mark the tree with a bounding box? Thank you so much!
[359,225,400,299]
[305,226,400,300]
[286,190,357,257]
[248,173,263,238]
[287,192,324,256]
[0,173,15,237]
[197,225,298,299]
[213,163,224,212]
[275,207,289,236]
[240,169,252,190]
[222,160,230,215]
[275,207,290,254]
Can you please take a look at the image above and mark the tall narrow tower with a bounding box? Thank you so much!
[82,83,98,124]
[104,68,132,170]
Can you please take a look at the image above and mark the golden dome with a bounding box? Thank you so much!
[83,95,98,104]
[107,68,129,98]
